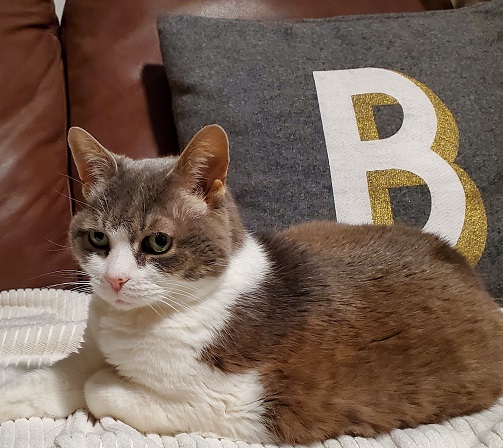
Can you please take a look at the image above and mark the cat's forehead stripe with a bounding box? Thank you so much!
[106,226,149,267]
[105,228,138,276]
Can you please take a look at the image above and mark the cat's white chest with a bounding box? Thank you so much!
[96,304,231,397]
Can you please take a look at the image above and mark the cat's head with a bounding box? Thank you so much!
[68,125,245,311]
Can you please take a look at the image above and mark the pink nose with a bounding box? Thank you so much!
[105,274,130,292]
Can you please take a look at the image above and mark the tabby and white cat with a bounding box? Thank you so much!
[0,125,502,444]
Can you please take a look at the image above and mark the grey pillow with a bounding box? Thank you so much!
[158,1,503,296]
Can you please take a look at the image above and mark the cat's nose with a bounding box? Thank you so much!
[105,274,130,292]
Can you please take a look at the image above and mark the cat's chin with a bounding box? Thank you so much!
[110,298,137,309]
[106,299,137,310]
[95,291,145,311]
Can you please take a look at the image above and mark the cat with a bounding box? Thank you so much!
[0,124,502,444]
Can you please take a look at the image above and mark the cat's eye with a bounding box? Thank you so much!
[88,230,109,249]
[143,233,172,254]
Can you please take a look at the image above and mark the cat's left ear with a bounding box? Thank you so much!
[176,124,229,207]
[68,127,118,199]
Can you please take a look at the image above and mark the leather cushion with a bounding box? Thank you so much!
[0,0,76,290]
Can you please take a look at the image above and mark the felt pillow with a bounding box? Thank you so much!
[158,1,503,297]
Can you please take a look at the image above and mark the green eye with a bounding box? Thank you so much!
[88,230,109,249]
[143,233,172,254]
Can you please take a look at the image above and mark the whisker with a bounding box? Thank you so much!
[41,269,86,274]
[159,285,206,305]
[32,269,87,275]
[156,298,180,314]
[61,172,85,188]
[159,279,209,293]
[51,187,100,213]
[29,269,88,281]
[45,238,70,249]
[145,301,164,319]
[39,274,85,281]
[158,296,192,313]
[159,281,210,303]
[40,281,92,290]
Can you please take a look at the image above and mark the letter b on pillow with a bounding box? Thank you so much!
[313,68,486,264]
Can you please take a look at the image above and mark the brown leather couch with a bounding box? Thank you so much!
[0,0,453,291]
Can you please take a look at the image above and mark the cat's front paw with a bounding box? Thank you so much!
[0,368,86,422]
[85,368,172,433]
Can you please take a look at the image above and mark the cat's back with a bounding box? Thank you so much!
[279,220,491,297]
[271,220,501,327]
[239,221,503,443]
[280,221,473,275]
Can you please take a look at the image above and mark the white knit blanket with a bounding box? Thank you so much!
[0,289,502,448]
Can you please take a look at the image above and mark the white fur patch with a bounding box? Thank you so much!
[90,235,273,442]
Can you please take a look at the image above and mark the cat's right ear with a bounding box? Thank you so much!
[68,127,118,199]
[176,124,229,208]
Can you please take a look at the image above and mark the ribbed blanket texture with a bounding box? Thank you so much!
[0,288,502,448]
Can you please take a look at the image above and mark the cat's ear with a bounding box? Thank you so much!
[176,124,229,207]
[68,127,118,199]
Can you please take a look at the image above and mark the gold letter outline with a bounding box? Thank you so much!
[352,74,487,265]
